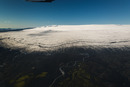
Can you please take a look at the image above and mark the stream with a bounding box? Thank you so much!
[49,53,90,87]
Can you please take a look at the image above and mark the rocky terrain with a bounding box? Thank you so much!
[0,46,130,87]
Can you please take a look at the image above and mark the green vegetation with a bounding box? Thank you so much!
[36,72,48,78]
[14,81,25,87]
[10,75,31,87]
[9,72,48,87]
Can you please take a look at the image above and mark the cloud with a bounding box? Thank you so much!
[0,25,130,52]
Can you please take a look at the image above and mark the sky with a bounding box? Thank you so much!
[0,0,130,28]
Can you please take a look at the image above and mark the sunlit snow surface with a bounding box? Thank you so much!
[0,25,130,52]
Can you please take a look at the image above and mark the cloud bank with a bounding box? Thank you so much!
[0,25,130,52]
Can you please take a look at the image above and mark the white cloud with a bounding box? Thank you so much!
[0,25,130,52]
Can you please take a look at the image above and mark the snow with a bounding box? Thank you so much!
[0,25,130,52]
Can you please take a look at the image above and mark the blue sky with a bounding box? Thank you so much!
[0,0,130,28]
